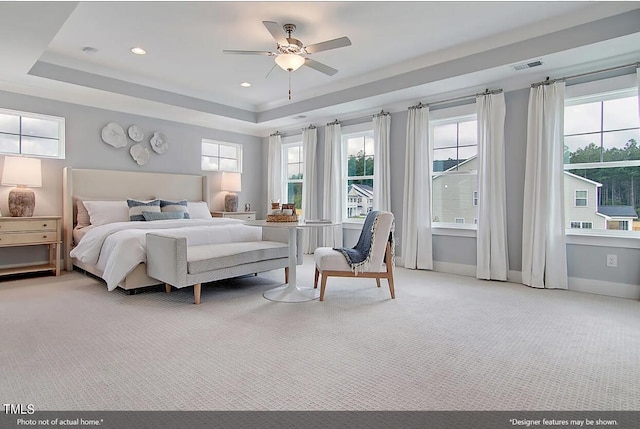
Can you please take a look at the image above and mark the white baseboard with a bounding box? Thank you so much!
[568,277,640,300]
[432,261,477,277]
[504,270,639,300]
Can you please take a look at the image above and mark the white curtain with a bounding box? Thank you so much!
[322,122,343,248]
[637,67,640,123]
[301,126,319,253]
[402,105,433,270]
[476,92,509,281]
[267,133,282,211]
[522,82,568,289]
[373,112,391,211]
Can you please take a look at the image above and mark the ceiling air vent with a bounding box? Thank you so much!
[512,60,543,71]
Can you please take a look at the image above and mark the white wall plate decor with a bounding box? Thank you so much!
[150,131,168,154]
[128,125,144,142]
[130,143,150,165]
[101,122,127,148]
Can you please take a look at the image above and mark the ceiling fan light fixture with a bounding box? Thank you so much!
[275,54,305,72]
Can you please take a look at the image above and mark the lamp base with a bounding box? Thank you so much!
[9,187,35,217]
[224,193,238,212]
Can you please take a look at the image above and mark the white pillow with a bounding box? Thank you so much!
[83,200,129,226]
[187,201,212,219]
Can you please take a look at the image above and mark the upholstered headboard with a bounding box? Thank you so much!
[62,167,210,271]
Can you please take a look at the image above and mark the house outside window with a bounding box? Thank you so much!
[201,139,242,172]
[431,113,478,227]
[282,141,303,210]
[564,80,639,233]
[0,108,65,159]
[342,128,374,221]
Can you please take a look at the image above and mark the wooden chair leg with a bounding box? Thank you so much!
[285,267,289,283]
[194,283,201,305]
[375,278,381,288]
[319,274,328,301]
[384,242,395,299]
[314,267,320,289]
[165,284,172,294]
[387,274,395,299]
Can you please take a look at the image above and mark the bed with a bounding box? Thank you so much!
[62,167,262,292]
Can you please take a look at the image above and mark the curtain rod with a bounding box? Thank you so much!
[531,61,640,88]
[409,88,503,109]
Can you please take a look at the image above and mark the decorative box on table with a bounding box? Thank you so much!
[267,203,298,222]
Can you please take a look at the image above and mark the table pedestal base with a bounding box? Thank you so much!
[263,284,320,302]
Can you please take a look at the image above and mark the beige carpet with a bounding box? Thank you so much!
[1,256,638,411]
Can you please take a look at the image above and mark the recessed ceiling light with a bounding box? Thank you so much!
[82,46,98,55]
[240,82,251,87]
[130,47,147,55]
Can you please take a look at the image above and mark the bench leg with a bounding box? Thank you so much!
[194,283,201,305]
[165,284,172,294]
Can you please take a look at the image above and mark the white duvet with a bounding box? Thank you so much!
[69,219,262,290]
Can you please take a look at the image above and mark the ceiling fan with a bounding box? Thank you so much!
[223,21,352,77]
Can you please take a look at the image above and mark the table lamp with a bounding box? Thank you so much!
[1,156,42,217]
[221,172,241,212]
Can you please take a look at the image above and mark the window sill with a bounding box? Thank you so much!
[565,229,640,249]
[433,224,477,238]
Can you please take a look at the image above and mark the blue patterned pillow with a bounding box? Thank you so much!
[127,199,160,221]
[160,199,190,219]
[142,211,185,221]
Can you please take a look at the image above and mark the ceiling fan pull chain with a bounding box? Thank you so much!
[288,71,292,101]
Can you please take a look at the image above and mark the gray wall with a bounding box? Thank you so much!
[0,90,262,267]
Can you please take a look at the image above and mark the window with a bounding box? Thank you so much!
[342,129,374,221]
[201,139,242,172]
[282,141,303,210]
[570,221,593,229]
[564,83,639,233]
[575,190,588,207]
[0,108,65,158]
[431,114,478,226]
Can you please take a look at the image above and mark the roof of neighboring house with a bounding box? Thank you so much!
[564,170,603,187]
[597,205,638,218]
[349,184,373,198]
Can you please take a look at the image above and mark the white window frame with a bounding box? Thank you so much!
[563,73,640,242]
[341,123,374,223]
[430,106,478,230]
[0,108,65,159]
[281,137,303,209]
[574,190,588,207]
[201,139,242,173]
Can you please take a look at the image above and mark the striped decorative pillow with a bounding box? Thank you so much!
[160,199,190,219]
[127,199,161,221]
[142,211,185,221]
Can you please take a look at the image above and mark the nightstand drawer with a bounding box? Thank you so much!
[0,231,59,245]
[0,219,57,232]
[230,213,256,220]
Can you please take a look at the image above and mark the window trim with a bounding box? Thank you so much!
[430,111,478,229]
[341,126,375,223]
[281,140,303,209]
[0,107,65,159]
[201,139,243,173]
[574,189,588,207]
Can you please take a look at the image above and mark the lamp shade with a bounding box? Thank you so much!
[221,172,241,192]
[1,156,42,187]
[275,54,305,72]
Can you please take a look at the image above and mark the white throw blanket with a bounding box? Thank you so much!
[70,219,262,290]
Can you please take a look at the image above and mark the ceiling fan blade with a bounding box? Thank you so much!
[262,21,288,46]
[304,36,351,54]
[304,58,338,76]
[223,50,275,56]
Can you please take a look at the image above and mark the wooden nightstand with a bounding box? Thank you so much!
[211,211,256,221]
[0,216,62,277]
